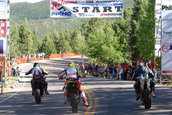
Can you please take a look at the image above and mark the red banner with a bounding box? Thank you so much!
[0,56,5,76]
[0,20,6,38]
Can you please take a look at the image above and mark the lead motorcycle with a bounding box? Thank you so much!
[66,79,80,113]
[138,74,152,109]
[32,77,45,104]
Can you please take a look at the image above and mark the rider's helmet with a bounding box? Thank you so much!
[33,63,39,67]
[71,62,75,67]
[67,63,74,68]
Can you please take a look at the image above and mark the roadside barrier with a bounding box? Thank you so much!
[14,53,81,65]
[10,53,81,75]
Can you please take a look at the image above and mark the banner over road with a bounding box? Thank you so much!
[161,0,172,75]
[50,0,123,18]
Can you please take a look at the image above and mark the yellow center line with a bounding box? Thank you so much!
[43,63,98,114]
[83,86,98,115]
[83,87,93,115]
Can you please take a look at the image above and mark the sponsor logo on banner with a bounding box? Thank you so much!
[50,0,123,18]
[162,43,172,52]
[0,20,6,38]
[162,5,172,10]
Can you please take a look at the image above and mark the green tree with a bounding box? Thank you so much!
[41,34,56,57]
[31,28,42,54]
[129,0,148,60]
[86,23,124,64]
[18,18,33,55]
[138,0,155,60]
[10,21,21,58]
[70,29,86,53]
[57,32,72,53]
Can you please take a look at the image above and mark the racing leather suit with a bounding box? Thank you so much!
[58,66,88,106]
[25,65,49,95]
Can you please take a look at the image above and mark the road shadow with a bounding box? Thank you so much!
[90,83,172,115]
[0,89,88,115]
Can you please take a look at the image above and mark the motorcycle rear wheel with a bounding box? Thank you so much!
[71,95,78,113]
[34,89,41,104]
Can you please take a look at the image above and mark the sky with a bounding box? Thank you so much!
[10,0,44,3]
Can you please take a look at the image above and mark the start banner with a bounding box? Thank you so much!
[50,0,123,18]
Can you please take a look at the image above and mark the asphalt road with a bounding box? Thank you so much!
[0,56,171,115]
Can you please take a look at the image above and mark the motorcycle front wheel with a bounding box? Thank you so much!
[143,89,151,109]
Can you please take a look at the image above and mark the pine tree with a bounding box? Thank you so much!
[57,32,72,53]
[129,0,148,60]
[41,34,56,57]
[18,18,33,55]
[32,28,42,54]
[138,0,155,60]
[10,21,21,58]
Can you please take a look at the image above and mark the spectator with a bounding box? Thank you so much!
[112,65,117,79]
[97,66,104,77]
[122,61,128,80]
[120,65,124,80]
[88,63,93,75]
[116,64,121,79]
[16,67,22,76]
[12,60,17,76]
[150,60,158,79]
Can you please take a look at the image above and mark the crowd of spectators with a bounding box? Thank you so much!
[78,60,158,80]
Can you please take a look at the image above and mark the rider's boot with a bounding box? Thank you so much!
[82,97,89,107]
[152,91,156,98]
[135,88,140,101]
[150,83,156,98]
[81,91,89,107]
[44,86,49,95]
[32,89,34,96]
[64,97,68,104]
[64,88,68,104]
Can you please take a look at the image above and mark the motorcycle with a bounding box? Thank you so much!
[66,79,80,113]
[139,75,152,109]
[32,79,45,104]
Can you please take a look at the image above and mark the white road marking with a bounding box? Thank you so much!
[0,76,26,103]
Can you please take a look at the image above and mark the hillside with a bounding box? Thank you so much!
[14,18,89,40]
[10,0,134,39]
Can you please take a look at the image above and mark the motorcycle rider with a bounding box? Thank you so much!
[58,63,89,107]
[132,62,156,101]
[25,63,49,95]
